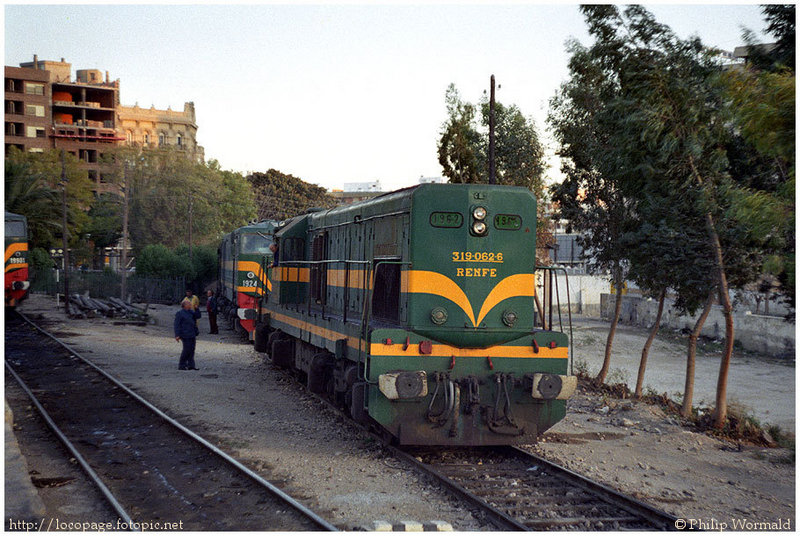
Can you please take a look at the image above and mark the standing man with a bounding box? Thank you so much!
[206,289,219,334]
[174,300,201,370]
[182,288,199,310]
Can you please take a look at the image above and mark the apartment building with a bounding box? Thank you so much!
[4,55,204,190]
[5,62,53,154]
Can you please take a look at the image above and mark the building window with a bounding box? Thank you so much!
[6,79,15,92]
[24,82,45,96]
[26,126,45,138]
[28,148,44,153]
[6,101,15,114]
[6,123,16,136]
[176,133,182,147]
[159,133,165,146]
[25,104,45,117]
[144,132,150,145]
[126,131,133,144]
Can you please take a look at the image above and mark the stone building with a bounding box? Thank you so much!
[118,102,204,162]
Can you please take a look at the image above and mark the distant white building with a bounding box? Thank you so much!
[343,180,382,192]
[419,176,447,184]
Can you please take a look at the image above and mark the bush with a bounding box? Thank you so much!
[29,247,55,270]
[135,244,193,279]
[174,243,217,289]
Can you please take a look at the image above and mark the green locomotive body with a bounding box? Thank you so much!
[257,183,575,446]
[218,220,279,338]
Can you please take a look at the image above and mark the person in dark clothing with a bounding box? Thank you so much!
[206,289,219,334]
[174,300,202,370]
[268,241,280,267]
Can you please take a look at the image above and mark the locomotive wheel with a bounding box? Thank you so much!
[271,337,294,369]
[253,325,270,353]
[349,382,368,424]
[307,352,332,394]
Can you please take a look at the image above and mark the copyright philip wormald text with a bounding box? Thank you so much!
[7,518,184,532]
[674,517,793,531]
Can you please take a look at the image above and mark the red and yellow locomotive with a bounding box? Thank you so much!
[5,212,30,307]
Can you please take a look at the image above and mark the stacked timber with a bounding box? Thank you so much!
[66,293,149,322]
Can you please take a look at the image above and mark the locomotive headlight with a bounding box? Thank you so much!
[472,221,487,235]
[472,206,487,220]
[430,307,448,325]
[502,309,518,327]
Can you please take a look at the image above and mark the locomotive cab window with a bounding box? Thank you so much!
[240,233,272,254]
[5,221,25,237]
[372,260,400,323]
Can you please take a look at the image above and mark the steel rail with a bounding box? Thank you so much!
[12,310,338,532]
[505,446,678,530]
[5,361,138,531]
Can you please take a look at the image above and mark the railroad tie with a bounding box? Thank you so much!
[364,520,454,531]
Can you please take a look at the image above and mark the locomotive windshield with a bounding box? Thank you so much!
[5,221,25,237]
[240,233,272,254]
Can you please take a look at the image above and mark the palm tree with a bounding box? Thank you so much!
[5,159,62,248]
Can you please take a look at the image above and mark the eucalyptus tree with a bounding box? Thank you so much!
[548,6,635,384]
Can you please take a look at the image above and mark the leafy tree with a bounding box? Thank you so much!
[438,84,482,184]
[102,147,257,251]
[248,169,336,221]
[4,158,61,249]
[548,17,635,384]
[5,148,92,249]
[558,4,788,428]
[438,84,546,195]
[86,192,123,250]
[175,243,217,290]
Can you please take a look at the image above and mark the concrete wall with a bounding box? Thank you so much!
[545,272,611,318]
[599,294,795,358]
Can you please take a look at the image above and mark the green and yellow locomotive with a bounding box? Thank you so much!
[217,220,279,338]
[255,183,575,446]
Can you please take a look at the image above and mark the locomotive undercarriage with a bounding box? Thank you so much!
[261,326,567,446]
[264,329,369,426]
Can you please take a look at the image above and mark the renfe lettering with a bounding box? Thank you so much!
[456,267,497,278]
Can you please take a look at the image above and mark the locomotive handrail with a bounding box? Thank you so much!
[535,265,574,376]
[361,259,412,384]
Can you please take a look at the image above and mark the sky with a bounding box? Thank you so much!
[4,3,769,192]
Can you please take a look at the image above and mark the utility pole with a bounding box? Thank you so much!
[489,74,496,185]
[60,150,70,316]
[120,163,129,302]
[188,193,193,263]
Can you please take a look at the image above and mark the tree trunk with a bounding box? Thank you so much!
[687,156,736,430]
[704,213,735,429]
[596,271,623,384]
[681,290,715,418]
[634,288,666,399]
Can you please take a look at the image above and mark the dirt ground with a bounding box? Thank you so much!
[10,293,796,530]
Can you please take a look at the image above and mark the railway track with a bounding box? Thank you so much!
[399,446,678,531]
[267,357,678,531]
[5,310,336,531]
